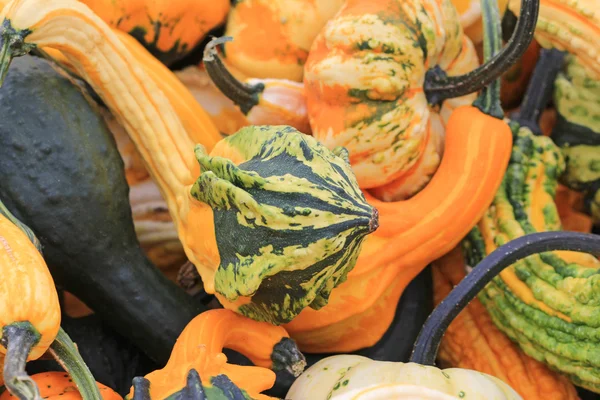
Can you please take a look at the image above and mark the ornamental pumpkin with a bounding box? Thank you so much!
[462,123,600,392]
[0,0,378,325]
[0,202,60,398]
[0,201,103,400]
[288,231,600,399]
[282,0,535,351]
[0,372,122,400]
[432,247,579,400]
[223,0,344,81]
[127,309,306,400]
[74,0,230,65]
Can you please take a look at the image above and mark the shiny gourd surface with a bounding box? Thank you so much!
[432,247,579,400]
[77,0,230,65]
[0,0,378,325]
[286,355,522,400]
[223,0,345,81]
[304,0,479,200]
[463,125,600,392]
[128,309,306,400]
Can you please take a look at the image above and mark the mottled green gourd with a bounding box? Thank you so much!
[551,56,600,224]
[463,125,600,392]
[191,125,379,324]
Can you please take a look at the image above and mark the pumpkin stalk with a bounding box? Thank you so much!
[48,328,103,400]
[1,322,41,400]
[131,377,151,400]
[163,370,206,400]
[510,48,566,134]
[0,20,33,86]
[203,36,264,114]
[424,0,539,106]
[410,231,600,365]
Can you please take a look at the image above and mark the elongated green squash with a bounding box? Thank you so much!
[0,55,204,365]
[463,122,600,392]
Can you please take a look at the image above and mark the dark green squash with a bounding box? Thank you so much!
[0,54,205,365]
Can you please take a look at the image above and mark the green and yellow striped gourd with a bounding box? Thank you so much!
[463,125,600,392]
[192,125,379,324]
[551,56,600,225]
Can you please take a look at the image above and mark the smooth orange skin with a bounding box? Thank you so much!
[0,213,61,362]
[0,372,121,399]
[284,106,513,352]
[130,309,291,400]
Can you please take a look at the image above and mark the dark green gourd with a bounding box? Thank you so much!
[0,55,205,365]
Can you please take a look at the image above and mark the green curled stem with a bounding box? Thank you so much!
[48,328,102,400]
[1,322,41,400]
[202,36,264,115]
[424,0,539,108]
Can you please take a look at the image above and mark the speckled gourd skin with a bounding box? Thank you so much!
[463,125,600,392]
[192,125,378,324]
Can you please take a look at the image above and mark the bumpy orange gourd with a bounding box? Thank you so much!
[304,0,479,200]
[129,309,305,400]
[223,0,344,81]
[0,372,122,400]
[76,0,230,65]
[432,247,579,400]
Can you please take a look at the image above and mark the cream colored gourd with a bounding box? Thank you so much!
[286,355,522,400]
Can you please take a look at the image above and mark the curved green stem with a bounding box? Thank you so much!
[424,0,539,108]
[410,231,600,365]
[48,327,102,400]
[1,322,41,400]
[472,0,504,118]
[0,19,35,87]
[510,48,566,134]
[202,36,264,115]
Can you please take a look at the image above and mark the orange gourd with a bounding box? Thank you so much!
[223,0,345,81]
[127,309,306,400]
[0,372,122,400]
[76,0,230,65]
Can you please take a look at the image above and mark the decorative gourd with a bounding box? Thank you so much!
[126,309,306,400]
[432,247,579,400]
[0,372,122,400]
[302,0,536,200]
[288,231,600,399]
[281,0,525,351]
[0,0,379,326]
[0,54,204,365]
[223,0,344,81]
[551,56,600,225]
[73,0,230,65]
[462,122,600,391]
[501,40,541,109]
[0,202,60,398]
[555,185,593,233]
[508,0,600,77]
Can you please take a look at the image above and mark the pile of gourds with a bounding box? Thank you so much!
[0,0,598,398]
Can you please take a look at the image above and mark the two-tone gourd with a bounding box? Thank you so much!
[0,0,378,325]
[287,231,600,400]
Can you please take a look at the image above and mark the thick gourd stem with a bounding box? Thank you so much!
[165,370,206,400]
[472,0,504,118]
[424,0,539,107]
[0,1,196,231]
[410,231,600,365]
[510,48,566,134]
[1,322,41,400]
[203,36,264,114]
[131,377,151,400]
[49,328,103,400]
